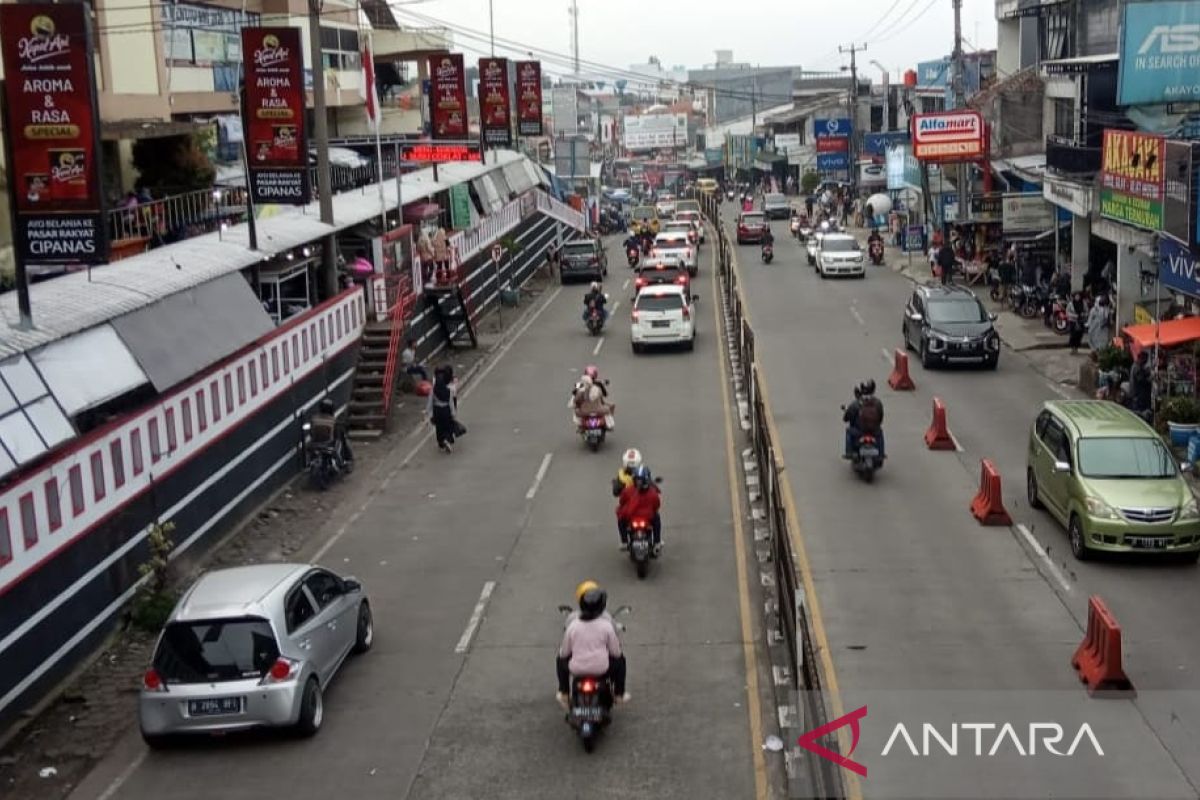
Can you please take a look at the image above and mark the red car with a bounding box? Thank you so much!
[736,212,768,244]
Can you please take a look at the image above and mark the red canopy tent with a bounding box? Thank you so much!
[1121,318,1200,357]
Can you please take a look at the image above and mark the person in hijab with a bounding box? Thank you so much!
[1086,295,1113,352]
[427,365,460,452]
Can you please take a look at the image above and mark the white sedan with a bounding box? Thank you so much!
[631,284,697,353]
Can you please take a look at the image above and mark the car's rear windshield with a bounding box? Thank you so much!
[657,236,689,247]
[637,294,684,311]
[153,617,280,683]
[741,214,765,224]
[562,242,596,256]
[632,208,655,219]
[927,298,986,323]
[822,238,860,253]
[765,194,787,205]
[1077,437,1177,479]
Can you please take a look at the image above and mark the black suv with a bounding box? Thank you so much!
[902,284,1000,369]
[559,238,607,283]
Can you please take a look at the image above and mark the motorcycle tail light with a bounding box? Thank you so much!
[580,679,596,694]
[860,435,876,445]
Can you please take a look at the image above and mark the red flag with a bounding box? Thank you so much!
[362,39,380,130]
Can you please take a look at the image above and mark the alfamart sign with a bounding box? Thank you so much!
[911,111,986,161]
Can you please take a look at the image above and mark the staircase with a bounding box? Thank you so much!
[424,284,478,349]
[346,323,392,439]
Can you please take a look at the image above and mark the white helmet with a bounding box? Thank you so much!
[590,281,601,291]
[820,220,830,231]
[622,448,643,470]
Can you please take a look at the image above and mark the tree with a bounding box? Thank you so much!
[131,134,215,194]
[801,170,822,195]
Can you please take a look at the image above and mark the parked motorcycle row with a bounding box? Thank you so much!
[990,276,1113,335]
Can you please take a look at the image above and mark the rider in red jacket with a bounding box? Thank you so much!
[616,466,662,555]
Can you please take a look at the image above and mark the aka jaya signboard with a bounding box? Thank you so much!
[1099,129,1166,231]
[911,111,985,161]
[0,1,108,263]
[1117,0,1200,106]
[242,27,309,205]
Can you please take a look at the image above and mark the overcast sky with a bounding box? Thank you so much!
[393,0,1000,82]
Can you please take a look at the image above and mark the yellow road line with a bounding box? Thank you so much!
[711,240,770,800]
[725,225,864,800]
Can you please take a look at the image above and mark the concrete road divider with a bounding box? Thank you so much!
[924,397,955,451]
[1072,595,1135,696]
[969,458,1012,525]
[887,349,915,391]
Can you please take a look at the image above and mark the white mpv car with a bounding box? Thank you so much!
[631,284,697,352]
[816,233,866,278]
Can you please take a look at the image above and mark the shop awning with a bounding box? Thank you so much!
[1122,317,1200,355]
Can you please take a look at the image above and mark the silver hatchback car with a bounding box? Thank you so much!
[138,563,372,747]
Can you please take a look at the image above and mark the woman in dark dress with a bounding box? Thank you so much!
[426,365,460,452]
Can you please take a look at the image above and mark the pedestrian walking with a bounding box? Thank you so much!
[427,365,463,452]
[1086,295,1113,352]
[432,226,451,279]
[1066,292,1086,353]
[936,240,957,285]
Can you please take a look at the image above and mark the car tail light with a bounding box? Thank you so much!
[263,657,299,684]
[631,309,640,322]
[635,278,646,289]
[682,305,690,320]
[143,668,167,692]
[580,679,596,694]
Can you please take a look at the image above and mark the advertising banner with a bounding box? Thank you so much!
[1160,236,1200,297]
[816,136,849,153]
[1043,176,1093,217]
[1163,140,1195,245]
[429,53,468,139]
[515,60,543,137]
[814,118,851,175]
[1099,129,1165,231]
[478,57,512,148]
[242,27,308,205]
[813,117,852,138]
[1117,0,1200,106]
[859,161,886,187]
[622,113,687,150]
[774,133,801,153]
[863,131,910,155]
[817,152,850,172]
[912,111,985,161]
[1,1,107,263]
[1002,193,1055,231]
[449,183,472,229]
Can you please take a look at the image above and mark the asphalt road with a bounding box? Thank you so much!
[68,238,769,800]
[727,211,1200,798]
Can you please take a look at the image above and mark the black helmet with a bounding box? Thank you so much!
[579,588,607,620]
[319,398,335,414]
[861,379,876,396]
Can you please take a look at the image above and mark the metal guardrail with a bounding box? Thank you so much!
[701,192,845,799]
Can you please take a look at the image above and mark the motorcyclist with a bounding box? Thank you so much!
[639,228,655,254]
[616,465,662,555]
[570,374,615,431]
[308,398,353,468]
[583,364,608,400]
[843,380,885,460]
[623,233,640,258]
[582,282,608,325]
[760,224,775,254]
[556,585,628,709]
[611,447,643,496]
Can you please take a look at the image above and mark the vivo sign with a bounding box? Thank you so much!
[911,111,985,161]
[1118,1,1200,104]
[1160,237,1200,297]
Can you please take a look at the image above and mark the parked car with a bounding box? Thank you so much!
[138,563,373,747]
[815,233,866,279]
[736,212,769,244]
[559,238,607,283]
[902,283,1000,369]
[631,284,698,353]
[1026,400,1200,562]
[763,193,791,220]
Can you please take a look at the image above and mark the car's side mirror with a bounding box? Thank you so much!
[1181,462,1194,473]
[343,578,362,593]
[988,313,998,322]
[692,294,700,303]
[1053,460,1072,474]
[908,312,923,322]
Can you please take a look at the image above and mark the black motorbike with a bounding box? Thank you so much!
[626,246,640,268]
[302,423,350,490]
[557,604,631,753]
[761,242,774,264]
[849,431,882,483]
[868,239,884,265]
[585,302,605,336]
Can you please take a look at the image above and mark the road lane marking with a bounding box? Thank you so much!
[1046,380,1073,399]
[592,336,605,356]
[728,245,863,800]
[611,300,620,314]
[711,245,770,800]
[1016,524,1073,594]
[947,429,965,452]
[850,306,865,326]
[881,347,893,364]
[621,278,630,290]
[525,453,554,500]
[455,581,496,653]
[94,749,147,800]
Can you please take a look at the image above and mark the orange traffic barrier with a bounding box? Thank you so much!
[924,397,955,451]
[887,349,915,391]
[969,458,1012,525]
[1071,596,1135,695]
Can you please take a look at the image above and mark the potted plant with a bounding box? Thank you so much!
[1158,396,1200,446]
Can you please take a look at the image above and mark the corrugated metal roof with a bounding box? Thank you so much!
[0,150,529,359]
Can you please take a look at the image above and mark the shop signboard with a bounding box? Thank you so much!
[817,152,850,172]
[1117,0,1200,106]
[242,27,309,205]
[863,131,910,155]
[1043,175,1093,217]
[429,53,468,139]
[478,57,512,148]
[1,1,108,263]
[904,224,926,253]
[1163,140,1195,245]
[1159,236,1200,298]
[1099,128,1165,231]
[774,133,801,153]
[911,110,985,161]
[1002,193,1054,231]
[515,61,543,137]
[400,143,481,162]
[449,183,472,229]
[859,160,886,187]
[622,113,687,150]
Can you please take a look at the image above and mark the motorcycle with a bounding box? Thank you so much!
[868,239,884,266]
[627,517,655,578]
[585,306,605,336]
[556,604,631,752]
[789,217,802,239]
[1018,284,1045,320]
[1045,294,1070,334]
[850,432,882,483]
[626,246,640,268]
[302,423,350,490]
[761,242,774,264]
[578,414,608,451]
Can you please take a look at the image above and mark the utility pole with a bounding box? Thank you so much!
[489,0,495,56]
[952,0,968,230]
[308,0,337,298]
[839,43,865,196]
[569,0,580,75]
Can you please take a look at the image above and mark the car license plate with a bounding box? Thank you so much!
[188,697,242,716]
[572,705,604,721]
[1126,536,1170,549]
[652,320,670,328]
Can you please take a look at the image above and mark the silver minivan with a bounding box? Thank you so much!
[138,563,372,746]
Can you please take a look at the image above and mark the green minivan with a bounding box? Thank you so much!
[1026,400,1200,561]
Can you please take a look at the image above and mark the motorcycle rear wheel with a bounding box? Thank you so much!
[635,559,648,579]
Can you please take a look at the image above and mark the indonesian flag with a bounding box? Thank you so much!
[362,37,380,130]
